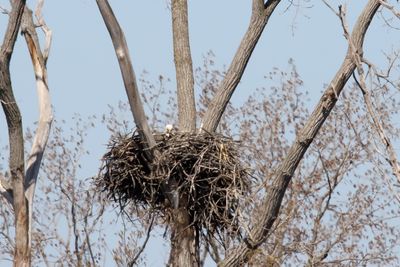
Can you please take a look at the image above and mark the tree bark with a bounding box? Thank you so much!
[201,0,281,132]
[96,0,157,159]
[168,207,199,267]
[21,6,53,259]
[0,1,28,266]
[172,0,196,132]
[170,1,198,266]
[218,1,381,266]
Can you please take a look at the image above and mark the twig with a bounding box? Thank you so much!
[128,215,155,267]
[0,5,9,14]
[0,173,13,205]
[379,0,400,19]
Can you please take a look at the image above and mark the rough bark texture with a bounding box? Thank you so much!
[172,0,196,132]
[202,0,281,132]
[218,1,381,266]
[0,1,28,266]
[96,0,157,157]
[169,1,198,266]
[168,207,199,267]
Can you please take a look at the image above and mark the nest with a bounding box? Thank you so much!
[96,130,249,235]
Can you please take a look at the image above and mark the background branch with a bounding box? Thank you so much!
[219,1,381,266]
[337,4,400,189]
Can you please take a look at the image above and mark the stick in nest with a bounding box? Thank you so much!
[96,130,250,239]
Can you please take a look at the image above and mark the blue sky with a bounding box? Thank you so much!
[1,0,400,266]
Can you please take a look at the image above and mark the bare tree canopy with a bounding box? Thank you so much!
[2,0,400,266]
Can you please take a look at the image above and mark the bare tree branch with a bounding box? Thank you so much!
[172,0,196,132]
[336,4,400,190]
[0,1,29,265]
[201,0,281,132]
[128,215,155,267]
[34,0,52,64]
[379,0,400,19]
[218,1,381,266]
[95,0,157,159]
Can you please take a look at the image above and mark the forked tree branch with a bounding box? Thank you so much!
[96,0,157,157]
[172,0,196,132]
[201,0,281,132]
[218,1,381,266]
[35,0,52,64]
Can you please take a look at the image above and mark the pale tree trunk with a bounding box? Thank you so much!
[218,1,381,266]
[201,0,281,132]
[21,5,53,262]
[169,1,198,266]
[0,2,52,266]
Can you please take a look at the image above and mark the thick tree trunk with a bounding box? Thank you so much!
[218,1,381,266]
[172,0,196,132]
[170,1,198,266]
[0,1,29,266]
[168,207,199,267]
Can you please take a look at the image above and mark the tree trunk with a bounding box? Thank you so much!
[0,1,29,266]
[172,0,196,132]
[169,1,198,266]
[168,207,199,267]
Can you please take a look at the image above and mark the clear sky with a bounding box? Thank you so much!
[1,0,399,266]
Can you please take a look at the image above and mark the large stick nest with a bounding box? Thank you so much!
[96,131,249,234]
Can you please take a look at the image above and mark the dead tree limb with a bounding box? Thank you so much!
[96,0,157,158]
[34,0,52,64]
[172,0,196,132]
[202,0,281,132]
[21,5,53,257]
[218,1,381,266]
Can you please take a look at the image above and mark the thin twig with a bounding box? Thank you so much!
[128,215,155,267]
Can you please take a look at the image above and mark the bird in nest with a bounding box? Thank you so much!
[164,124,175,138]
